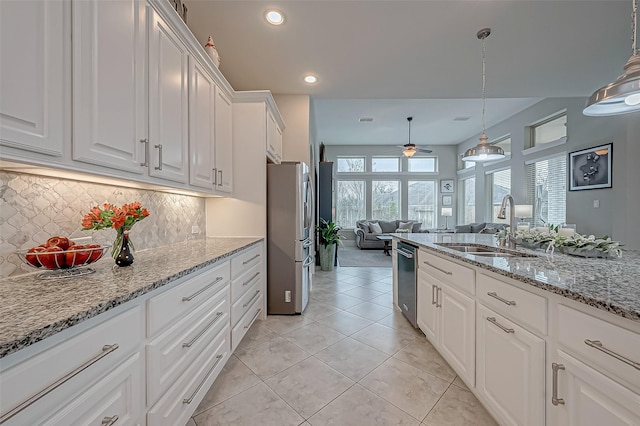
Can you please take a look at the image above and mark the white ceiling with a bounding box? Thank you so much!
[186,0,631,146]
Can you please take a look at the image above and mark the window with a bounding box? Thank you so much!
[372,157,399,172]
[408,157,437,172]
[372,181,400,221]
[492,135,511,156]
[531,114,567,148]
[461,177,475,224]
[526,155,566,227]
[407,181,437,228]
[488,169,511,223]
[335,180,365,227]
[337,157,365,173]
[464,161,475,169]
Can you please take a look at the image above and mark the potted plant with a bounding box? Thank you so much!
[317,219,342,271]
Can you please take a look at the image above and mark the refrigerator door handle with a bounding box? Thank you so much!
[302,255,314,267]
[304,175,314,229]
[303,238,313,248]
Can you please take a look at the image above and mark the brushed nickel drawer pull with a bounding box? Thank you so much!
[243,272,260,286]
[551,363,565,406]
[154,144,163,170]
[397,248,413,259]
[487,292,516,306]
[423,261,452,276]
[244,308,262,328]
[218,170,223,187]
[0,344,119,424]
[243,290,260,308]
[487,317,515,334]
[584,339,640,370]
[182,277,224,302]
[212,168,217,185]
[183,312,224,348]
[140,139,148,166]
[101,415,119,425]
[431,284,437,305]
[436,287,442,308]
[242,254,260,265]
[183,354,224,405]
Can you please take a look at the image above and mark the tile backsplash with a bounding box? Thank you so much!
[0,172,206,278]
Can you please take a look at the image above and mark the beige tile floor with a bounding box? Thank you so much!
[190,266,498,426]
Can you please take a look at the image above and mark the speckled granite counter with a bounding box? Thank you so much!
[0,237,262,358]
[393,233,640,323]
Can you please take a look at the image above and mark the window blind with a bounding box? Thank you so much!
[526,154,566,227]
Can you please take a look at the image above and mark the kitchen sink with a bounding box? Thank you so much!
[435,243,537,258]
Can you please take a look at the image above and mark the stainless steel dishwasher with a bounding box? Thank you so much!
[396,241,418,327]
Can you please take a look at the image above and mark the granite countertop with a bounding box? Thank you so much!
[393,233,640,324]
[0,237,262,358]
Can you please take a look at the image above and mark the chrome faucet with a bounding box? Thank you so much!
[497,194,516,249]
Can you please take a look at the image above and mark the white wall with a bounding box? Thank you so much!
[457,97,640,249]
[273,94,310,165]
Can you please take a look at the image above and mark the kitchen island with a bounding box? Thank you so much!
[392,233,640,426]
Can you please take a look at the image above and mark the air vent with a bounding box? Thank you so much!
[454,116,471,121]
[359,117,374,122]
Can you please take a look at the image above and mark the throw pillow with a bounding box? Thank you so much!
[398,221,413,230]
[411,222,422,232]
[396,228,411,233]
[369,222,383,234]
[357,221,370,233]
[379,221,397,233]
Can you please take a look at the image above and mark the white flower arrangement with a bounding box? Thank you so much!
[512,227,623,258]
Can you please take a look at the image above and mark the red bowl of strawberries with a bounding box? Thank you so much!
[17,236,109,277]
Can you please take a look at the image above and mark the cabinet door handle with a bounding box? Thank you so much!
[436,287,442,308]
[487,317,515,334]
[243,272,260,286]
[140,139,149,166]
[424,261,452,276]
[243,290,261,308]
[183,354,224,405]
[182,277,224,302]
[212,168,217,185]
[154,144,163,170]
[183,312,224,348]
[218,170,223,186]
[584,339,640,370]
[431,284,437,305]
[397,248,413,259]
[101,415,119,425]
[0,344,119,424]
[242,254,260,265]
[245,308,262,328]
[551,363,565,406]
[487,292,516,306]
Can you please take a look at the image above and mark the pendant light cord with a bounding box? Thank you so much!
[633,0,638,56]
[481,34,487,137]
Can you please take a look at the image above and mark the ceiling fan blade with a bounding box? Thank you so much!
[416,148,432,153]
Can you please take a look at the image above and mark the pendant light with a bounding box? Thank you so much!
[584,0,640,116]
[462,28,505,162]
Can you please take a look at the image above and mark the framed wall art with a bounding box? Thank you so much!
[442,195,453,206]
[440,179,454,193]
[569,143,612,191]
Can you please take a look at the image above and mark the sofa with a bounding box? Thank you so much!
[454,222,508,234]
[354,220,427,249]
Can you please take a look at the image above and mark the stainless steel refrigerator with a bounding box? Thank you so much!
[267,162,314,314]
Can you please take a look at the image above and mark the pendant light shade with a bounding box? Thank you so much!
[462,28,505,163]
[584,0,640,116]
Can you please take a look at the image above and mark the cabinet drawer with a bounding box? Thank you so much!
[42,353,143,426]
[419,250,475,295]
[147,329,230,426]
[557,304,640,390]
[477,273,547,335]
[231,262,262,303]
[232,294,263,352]
[146,286,230,406]
[232,281,262,328]
[231,244,262,279]
[0,306,143,425]
[147,261,230,337]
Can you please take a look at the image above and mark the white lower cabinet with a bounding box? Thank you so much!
[550,350,640,426]
[476,304,545,426]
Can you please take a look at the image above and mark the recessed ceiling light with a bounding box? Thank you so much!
[453,116,471,121]
[359,117,374,122]
[265,9,285,25]
[304,75,318,84]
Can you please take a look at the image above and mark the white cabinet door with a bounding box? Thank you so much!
[0,0,66,158]
[551,350,640,426]
[148,7,189,183]
[266,108,282,163]
[476,304,545,426]
[417,270,438,343]
[214,87,233,193]
[439,281,475,385]
[72,0,146,174]
[188,58,216,190]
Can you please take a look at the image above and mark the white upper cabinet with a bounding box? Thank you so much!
[72,0,146,174]
[214,88,233,193]
[148,6,189,184]
[188,58,216,190]
[266,108,282,163]
[0,0,67,158]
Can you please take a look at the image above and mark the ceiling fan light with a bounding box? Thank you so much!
[403,146,417,157]
[584,54,640,116]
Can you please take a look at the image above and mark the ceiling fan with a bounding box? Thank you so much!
[398,117,432,157]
